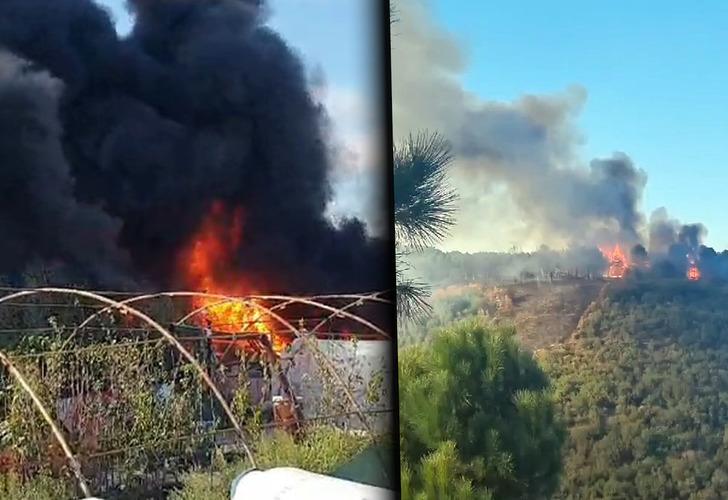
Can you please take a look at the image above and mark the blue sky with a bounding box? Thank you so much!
[431,0,728,249]
[97,0,383,233]
[99,0,373,89]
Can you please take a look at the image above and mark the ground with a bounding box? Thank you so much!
[489,279,605,351]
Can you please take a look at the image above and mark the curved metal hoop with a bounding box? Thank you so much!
[0,351,92,497]
[1,288,393,479]
[0,288,257,467]
[174,292,389,330]
[65,292,390,350]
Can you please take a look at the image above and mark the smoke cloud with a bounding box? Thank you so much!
[392,0,727,279]
[393,0,652,251]
[0,51,134,286]
[0,0,388,293]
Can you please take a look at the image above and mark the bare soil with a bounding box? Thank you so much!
[492,279,605,351]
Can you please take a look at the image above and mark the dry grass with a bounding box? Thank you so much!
[492,280,605,351]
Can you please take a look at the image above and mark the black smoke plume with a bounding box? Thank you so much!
[0,0,388,293]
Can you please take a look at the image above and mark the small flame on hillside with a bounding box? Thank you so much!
[179,201,288,354]
[687,255,701,282]
[599,244,630,279]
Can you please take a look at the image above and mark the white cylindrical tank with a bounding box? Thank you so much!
[230,467,396,500]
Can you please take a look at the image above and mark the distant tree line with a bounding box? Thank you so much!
[404,247,606,287]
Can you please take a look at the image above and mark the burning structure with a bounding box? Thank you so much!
[0,288,393,497]
[0,0,393,496]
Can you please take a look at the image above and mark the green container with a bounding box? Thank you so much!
[330,442,395,490]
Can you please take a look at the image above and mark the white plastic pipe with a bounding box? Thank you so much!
[230,467,396,499]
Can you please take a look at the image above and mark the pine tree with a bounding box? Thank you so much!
[399,319,565,499]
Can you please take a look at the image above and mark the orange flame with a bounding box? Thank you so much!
[179,201,288,355]
[687,265,701,281]
[599,244,630,279]
[687,255,701,281]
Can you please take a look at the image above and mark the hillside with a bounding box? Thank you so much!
[541,280,728,499]
[399,278,604,351]
[497,279,604,351]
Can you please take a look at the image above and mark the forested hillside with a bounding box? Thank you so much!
[399,280,602,351]
[541,280,728,499]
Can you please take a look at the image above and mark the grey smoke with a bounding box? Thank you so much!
[648,207,707,255]
[392,0,652,250]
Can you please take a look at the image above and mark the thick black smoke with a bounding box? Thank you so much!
[0,51,134,287]
[0,0,388,293]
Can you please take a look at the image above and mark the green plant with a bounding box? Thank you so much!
[0,473,74,500]
[170,425,373,500]
[399,318,565,499]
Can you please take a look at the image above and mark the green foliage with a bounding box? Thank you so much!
[398,285,497,346]
[399,319,565,499]
[544,281,728,499]
[402,441,491,500]
[170,425,372,500]
[394,131,457,251]
[1,339,206,469]
[0,473,74,500]
[394,131,457,322]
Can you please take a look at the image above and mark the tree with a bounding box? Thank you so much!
[399,319,566,499]
[394,131,457,320]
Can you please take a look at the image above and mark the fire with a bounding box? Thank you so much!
[687,255,701,281]
[599,244,630,279]
[179,201,288,355]
[687,265,701,281]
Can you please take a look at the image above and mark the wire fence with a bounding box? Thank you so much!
[0,287,394,498]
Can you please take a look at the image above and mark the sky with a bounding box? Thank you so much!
[96,0,385,234]
[430,0,728,250]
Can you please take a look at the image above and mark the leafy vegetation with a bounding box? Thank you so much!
[541,280,728,499]
[394,132,458,320]
[0,473,74,500]
[399,319,565,499]
[170,426,372,500]
[398,284,496,347]
[0,299,390,498]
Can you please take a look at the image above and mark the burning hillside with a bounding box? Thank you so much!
[0,0,389,295]
[594,242,705,282]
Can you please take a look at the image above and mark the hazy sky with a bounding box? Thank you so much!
[428,0,728,250]
[96,0,385,234]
